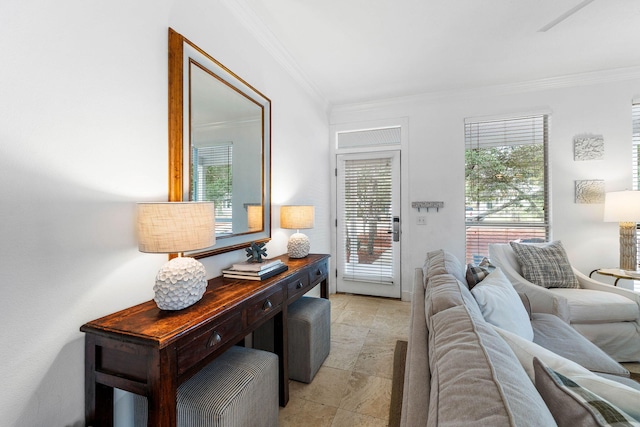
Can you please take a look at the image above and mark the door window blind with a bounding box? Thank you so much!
[341,157,394,284]
[465,115,549,264]
[192,144,233,234]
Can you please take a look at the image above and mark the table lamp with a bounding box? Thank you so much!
[248,204,263,232]
[137,202,215,310]
[603,190,640,271]
[280,205,314,258]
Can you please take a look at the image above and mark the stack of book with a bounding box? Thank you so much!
[222,258,288,281]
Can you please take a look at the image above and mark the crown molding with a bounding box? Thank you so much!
[221,0,330,113]
[332,65,640,114]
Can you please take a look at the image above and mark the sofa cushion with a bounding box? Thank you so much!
[533,358,640,427]
[493,326,640,421]
[423,249,466,288]
[427,305,556,427]
[425,274,482,319]
[509,241,579,289]
[548,289,640,323]
[465,257,496,289]
[470,268,534,341]
[531,313,629,378]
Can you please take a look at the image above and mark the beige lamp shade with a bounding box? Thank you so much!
[280,205,315,230]
[248,205,263,232]
[137,202,215,253]
[603,191,640,222]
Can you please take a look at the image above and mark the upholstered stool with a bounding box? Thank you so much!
[133,346,278,427]
[287,296,331,383]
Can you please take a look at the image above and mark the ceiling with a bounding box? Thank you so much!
[234,0,640,106]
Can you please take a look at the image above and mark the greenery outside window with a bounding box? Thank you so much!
[465,114,550,264]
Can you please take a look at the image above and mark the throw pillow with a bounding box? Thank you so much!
[533,357,640,427]
[470,267,534,341]
[509,240,579,289]
[493,326,640,421]
[465,257,496,289]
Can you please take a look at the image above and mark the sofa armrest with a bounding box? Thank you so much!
[575,269,640,307]
[400,268,429,427]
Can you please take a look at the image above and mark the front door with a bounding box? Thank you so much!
[336,150,401,298]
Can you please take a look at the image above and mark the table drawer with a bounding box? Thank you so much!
[286,272,310,300]
[308,260,328,286]
[246,286,284,327]
[177,311,242,375]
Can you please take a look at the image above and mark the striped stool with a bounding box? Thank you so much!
[133,346,278,427]
[287,296,331,383]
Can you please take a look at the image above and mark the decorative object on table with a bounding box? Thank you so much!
[574,179,605,204]
[136,202,215,310]
[281,205,315,258]
[603,190,640,270]
[573,134,604,161]
[245,241,268,262]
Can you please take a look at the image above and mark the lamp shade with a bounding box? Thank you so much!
[280,205,315,229]
[248,204,263,232]
[137,202,215,253]
[603,191,640,222]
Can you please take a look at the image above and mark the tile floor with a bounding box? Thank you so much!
[278,293,411,427]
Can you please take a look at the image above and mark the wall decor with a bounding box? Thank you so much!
[575,180,605,204]
[573,134,604,161]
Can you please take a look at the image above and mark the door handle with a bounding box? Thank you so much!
[392,216,400,242]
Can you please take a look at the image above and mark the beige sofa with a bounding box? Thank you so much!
[400,249,640,426]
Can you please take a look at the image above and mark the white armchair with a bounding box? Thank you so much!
[489,243,640,362]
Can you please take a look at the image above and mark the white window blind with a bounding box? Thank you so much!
[192,144,233,234]
[341,157,394,284]
[465,115,549,264]
[633,103,640,190]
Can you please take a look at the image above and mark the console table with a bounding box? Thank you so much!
[81,253,329,427]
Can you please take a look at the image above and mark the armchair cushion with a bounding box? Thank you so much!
[509,241,579,289]
[549,289,640,323]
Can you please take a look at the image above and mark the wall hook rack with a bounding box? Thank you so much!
[411,201,444,213]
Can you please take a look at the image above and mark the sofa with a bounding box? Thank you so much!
[400,249,640,426]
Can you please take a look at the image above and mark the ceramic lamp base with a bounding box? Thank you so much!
[288,232,310,258]
[619,222,638,271]
[153,256,207,310]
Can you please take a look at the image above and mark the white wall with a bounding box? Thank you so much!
[0,1,329,425]
[331,75,640,296]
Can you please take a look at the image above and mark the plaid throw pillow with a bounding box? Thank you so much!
[533,358,640,427]
[509,241,579,289]
[465,258,496,289]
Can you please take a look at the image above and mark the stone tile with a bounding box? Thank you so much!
[279,396,337,427]
[324,340,362,371]
[371,312,410,339]
[354,341,395,379]
[329,294,350,310]
[330,409,387,427]
[335,308,377,328]
[289,366,351,408]
[339,371,392,420]
[330,322,369,346]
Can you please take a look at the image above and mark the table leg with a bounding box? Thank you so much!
[274,309,289,406]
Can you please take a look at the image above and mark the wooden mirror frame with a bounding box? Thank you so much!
[168,28,271,258]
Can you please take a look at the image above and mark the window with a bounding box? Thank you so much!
[192,143,233,234]
[632,102,640,263]
[465,115,549,263]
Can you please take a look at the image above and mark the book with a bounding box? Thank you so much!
[223,264,288,281]
[231,258,283,272]
[222,261,286,276]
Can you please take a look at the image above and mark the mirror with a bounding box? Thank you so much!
[168,28,271,257]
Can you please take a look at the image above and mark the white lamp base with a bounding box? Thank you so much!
[287,232,310,258]
[153,256,207,310]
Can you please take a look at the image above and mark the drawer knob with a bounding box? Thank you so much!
[262,299,273,311]
[296,281,304,289]
[315,269,322,276]
[207,331,222,348]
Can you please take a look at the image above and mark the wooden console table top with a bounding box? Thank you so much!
[81,253,330,427]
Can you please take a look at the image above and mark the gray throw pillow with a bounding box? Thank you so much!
[533,357,640,427]
[509,241,579,289]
